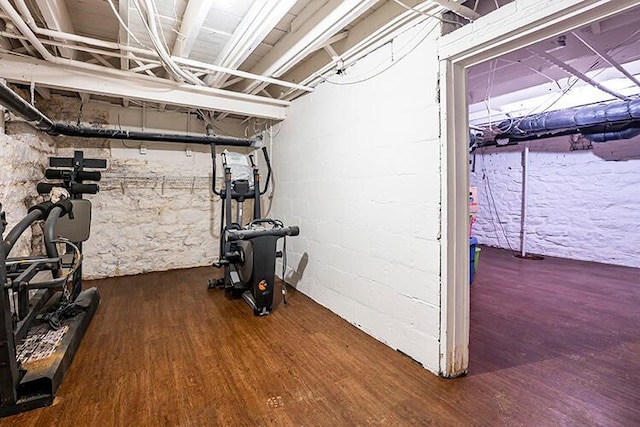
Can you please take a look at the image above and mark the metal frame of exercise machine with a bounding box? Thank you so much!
[208,144,299,316]
[36,151,106,300]
[0,151,105,417]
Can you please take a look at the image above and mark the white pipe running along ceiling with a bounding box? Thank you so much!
[205,0,298,88]
[0,0,310,113]
[0,0,490,118]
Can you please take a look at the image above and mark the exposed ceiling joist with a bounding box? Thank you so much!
[268,0,442,99]
[89,52,114,68]
[174,57,313,92]
[1,0,311,93]
[118,0,130,107]
[130,62,163,74]
[425,0,480,21]
[232,0,378,95]
[171,0,214,58]
[528,47,631,101]
[35,86,50,100]
[0,55,289,119]
[571,30,640,88]
[34,0,76,59]
[322,31,350,48]
[118,0,129,71]
[290,0,330,34]
[323,44,340,60]
[204,0,297,88]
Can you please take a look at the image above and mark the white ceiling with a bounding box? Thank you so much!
[468,5,640,125]
[0,0,508,120]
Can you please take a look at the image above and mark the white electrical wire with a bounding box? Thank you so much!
[132,0,204,86]
[149,0,172,53]
[484,59,497,127]
[106,0,151,50]
[319,19,440,86]
[479,51,612,139]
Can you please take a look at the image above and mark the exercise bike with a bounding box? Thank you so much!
[207,144,299,316]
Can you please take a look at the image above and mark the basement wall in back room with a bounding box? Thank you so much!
[470,135,640,268]
[0,95,250,279]
[269,23,442,373]
[0,123,55,257]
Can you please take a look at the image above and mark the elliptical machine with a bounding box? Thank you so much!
[207,144,299,316]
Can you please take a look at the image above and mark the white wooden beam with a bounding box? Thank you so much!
[129,62,163,74]
[35,86,50,100]
[572,30,640,88]
[89,52,115,68]
[290,0,330,33]
[529,47,631,100]
[119,0,130,107]
[2,0,312,94]
[221,77,243,89]
[34,0,76,59]
[205,0,297,88]
[322,31,349,48]
[132,59,159,77]
[171,0,213,58]
[234,0,378,94]
[425,0,480,20]
[271,0,439,99]
[0,54,289,119]
[323,44,340,60]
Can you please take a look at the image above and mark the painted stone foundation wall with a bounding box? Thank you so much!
[0,123,55,257]
[470,136,640,268]
[0,95,250,279]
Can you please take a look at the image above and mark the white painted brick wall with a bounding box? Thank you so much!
[470,136,640,268]
[270,23,443,373]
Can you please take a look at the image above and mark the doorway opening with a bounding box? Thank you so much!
[438,0,639,379]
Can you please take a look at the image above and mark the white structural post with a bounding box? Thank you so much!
[520,146,529,258]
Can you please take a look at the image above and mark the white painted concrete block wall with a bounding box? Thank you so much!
[270,24,443,372]
[470,136,640,268]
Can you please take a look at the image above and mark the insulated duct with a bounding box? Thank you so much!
[0,81,260,147]
[477,96,640,146]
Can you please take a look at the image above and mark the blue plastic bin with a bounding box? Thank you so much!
[469,237,477,284]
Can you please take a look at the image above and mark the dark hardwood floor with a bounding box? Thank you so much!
[1,247,638,426]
